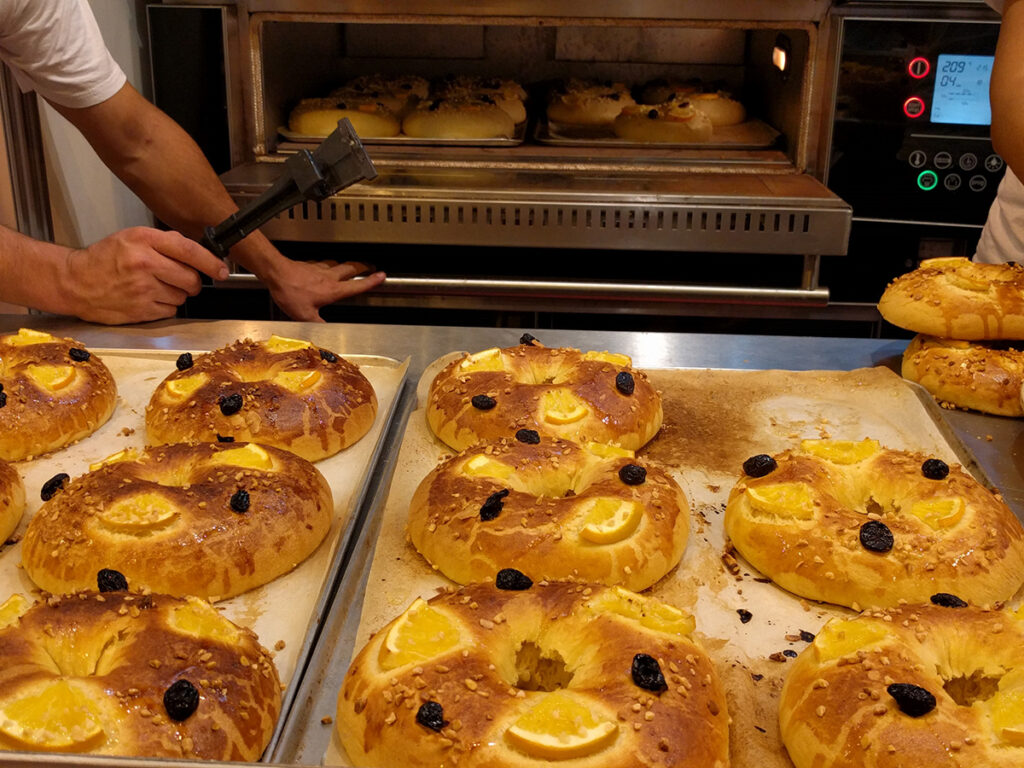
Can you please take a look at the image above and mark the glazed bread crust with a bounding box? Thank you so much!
[427,344,663,452]
[878,257,1024,339]
[725,441,1024,608]
[0,590,281,760]
[408,435,689,591]
[21,442,333,600]
[337,581,729,768]
[145,337,377,462]
[0,329,117,462]
[780,604,1024,768]
[0,458,25,544]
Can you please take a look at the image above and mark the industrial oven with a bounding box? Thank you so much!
[145,0,1003,331]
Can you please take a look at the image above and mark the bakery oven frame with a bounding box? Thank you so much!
[153,0,855,322]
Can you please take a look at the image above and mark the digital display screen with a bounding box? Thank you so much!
[930,54,993,125]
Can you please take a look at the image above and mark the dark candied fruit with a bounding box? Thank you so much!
[495,568,533,591]
[216,434,235,443]
[737,609,753,624]
[480,489,510,521]
[615,371,635,395]
[0,391,6,408]
[164,679,200,721]
[219,393,243,416]
[921,459,950,480]
[515,429,540,444]
[930,592,968,608]
[319,349,338,363]
[631,653,667,693]
[97,568,128,592]
[471,394,497,411]
[887,683,936,717]
[415,701,447,732]
[799,630,815,642]
[859,520,894,553]
[647,109,659,119]
[782,649,798,658]
[619,464,647,485]
[175,352,194,371]
[68,347,90,362]
[520,333,540,346]
[230,489,251,513]
[40,473,70,502]
[742,454,777,478]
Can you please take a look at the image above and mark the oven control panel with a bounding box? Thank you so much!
[827,17,1003,226]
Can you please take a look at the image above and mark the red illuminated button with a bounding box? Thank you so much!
[908,57,931,79]
[904,97,926,118]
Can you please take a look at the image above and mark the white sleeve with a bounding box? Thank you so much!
[0,0,127,109]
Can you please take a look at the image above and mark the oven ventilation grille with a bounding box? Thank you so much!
[260,197,847,255]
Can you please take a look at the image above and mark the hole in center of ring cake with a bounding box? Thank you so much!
[514,642,574,692]
[942,670,1001,706]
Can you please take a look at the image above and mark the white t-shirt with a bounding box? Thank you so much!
[0,0,125,109]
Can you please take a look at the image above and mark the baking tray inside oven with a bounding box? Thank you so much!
[273,353,994,767]
[278,120,527,148]
[535,117,782,149]
[0,346,409,763]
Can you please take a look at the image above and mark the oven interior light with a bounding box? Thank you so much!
[772,46,788,72]
[772,33,792,79]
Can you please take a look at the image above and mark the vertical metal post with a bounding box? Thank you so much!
[0,65,54,241]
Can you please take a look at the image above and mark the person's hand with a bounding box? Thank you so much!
[62,227,228,324]
[264,259,386,322]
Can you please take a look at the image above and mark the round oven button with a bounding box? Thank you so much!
[969,174,988,192]
[904,96,926,118]
[908,150,928,168]
[908,57,931,79]
[917,170,939,191]
[944,173,962,191]
[934,152,953,170]
[959,153,978,171]
[985,154,1005,172]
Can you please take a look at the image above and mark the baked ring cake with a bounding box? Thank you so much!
[724,438,1024,609]
[902,334,1024,417]
[638,78,702,105]
[435,75,528,124]
[338,74,429,116]
[613,101,713,143]
[780,602,1024,768]
[21,441,333,600]
[878,257,1024,339]
[0,457,25,545]
[427,337,662,452]
[288,97,401,138]
[689,91,746,127]
[337,579,729,768]
[145,334,377,462]
[0,328,117,462]
[546,78,635,126]
[402,96,516,139]
[408,434,688,591]
[0,586,281,759]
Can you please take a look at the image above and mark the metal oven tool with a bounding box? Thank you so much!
[201,118,377,259]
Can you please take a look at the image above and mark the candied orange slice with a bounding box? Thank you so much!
[89,448,139,472]
[463,454,513,480]
[0,680,103,751]
[989,676,1024,746]
[800,438,880,465]
[506,692,618,759]
[168,597,242,643]
[578,498,641,544]
[272,369,322,392]
[746,483,815,519]
[164,373,208,400]
[584,442,634,459]
[99,492,178,532]
[0,594,30,630]
[921,257,970,270]
[589,586,695,636]
[4,328,55,346]
[542,390,589,425]
[909,498,965,530]
[264,334,312,353]
[582,350,632,367]
[380,598,461,670]
[459,347,505,373]
[813,619,887,662]
[207,443,274,470]
[25,364,76,392]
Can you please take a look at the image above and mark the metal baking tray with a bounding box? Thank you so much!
[0,346,410,765]
[278,120,527,148]
[535,116,781,149]
[272,358,1001,767]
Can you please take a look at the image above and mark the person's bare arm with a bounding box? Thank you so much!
[991,0,1024,176]
[0,224,228,324]
[49,83,384,321]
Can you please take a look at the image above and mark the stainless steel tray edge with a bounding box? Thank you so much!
[269,375,417,765]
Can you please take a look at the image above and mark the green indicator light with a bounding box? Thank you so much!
[917,170,938,191]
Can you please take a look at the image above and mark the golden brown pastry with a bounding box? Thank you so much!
[21,442,332,600]
[638,78,702,105]
[408,435,688,591]
[288,97,401,138]
[724,438,1024,609]
[0,328,117,462]
[878,257,1024,339]
[145,335,377,462]
[689,91,746,127]
[546,78,635,126]
[337,580,728,768]
[402,96,516,139]
[434,75,528,124]
[0,457,24,545]
[902,334,1024,416]
[427,338,662,452]
[613,100,713,143]
[780,602,1024,768]
[0,587,281,759]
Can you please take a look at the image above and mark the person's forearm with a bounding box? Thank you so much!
[0,225,75,314]
[991,0,1024,177]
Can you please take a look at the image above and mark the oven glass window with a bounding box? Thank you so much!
[930,54,993,125]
